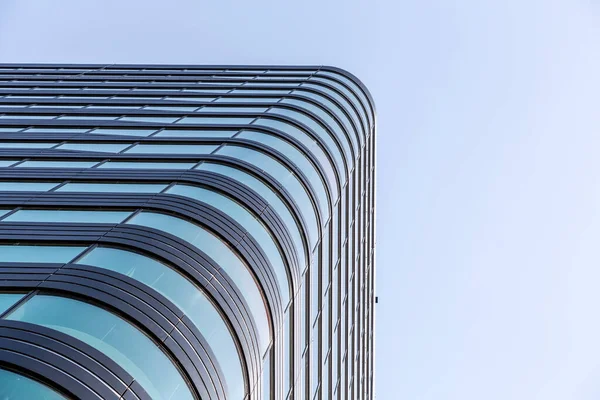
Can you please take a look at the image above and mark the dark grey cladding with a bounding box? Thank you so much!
[0,64,375,400]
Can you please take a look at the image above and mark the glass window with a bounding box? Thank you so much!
[57,116,117,121]
[97,161,196,170]
[251,117,340,194]
[86,105,141,110]
[0,160,18,167]
[237,130,330,221]
[0,128,24,132]
[6,295,193,400]
[56,143,130,153]
[90,128,156,137]
[268,107,348,174]
[197,106,269,113]
[177,116,254,125]
[124,144,217,155]
[77,247,245,400]
[154,129,237,138]
[23,128,90,133]
[0,142,57,149]
[0,245,86,263]
[215,97,280,103]
[0,293,25,315]
[3,210,131,224]
[126,211,270,353]
[0,367,67,400]
[16,161,100,168]
[0,182,60,191]
[118,116,179,123]
[167,184,290,304]
[163,97,216,102]
[216,145,318,248]
[0,115,55,119]
[195,162,307,273]
[230,90,291,95]
[56,183,166,193]
[142,106,198,112]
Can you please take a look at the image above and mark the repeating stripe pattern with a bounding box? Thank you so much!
[0,64,375,400]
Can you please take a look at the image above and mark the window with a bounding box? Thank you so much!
[56,143,130,153]
[124,144,217,155]
[15,161,100,168]
[3,210,131,224]
[0,367,67,400]
[0,142,58,149]
[118,116,178,123]
[154,129,238,138]
[0,182,60,191]
[90,128,156,137]
[126,211,271,353]
[177,116,255,125]
[97,161,196,170]
[57,183,166,193]
[6,295,193,400]
[0,293,25,315]
[78,247,245,400]
[0,245,86,263]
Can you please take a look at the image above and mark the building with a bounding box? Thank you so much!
[0,64,375,400]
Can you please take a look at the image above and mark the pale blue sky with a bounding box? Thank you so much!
[1,1,600,399]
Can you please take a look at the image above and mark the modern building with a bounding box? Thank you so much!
[0,64,375,400]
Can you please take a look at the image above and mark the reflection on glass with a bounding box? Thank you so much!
[0,368,67,400]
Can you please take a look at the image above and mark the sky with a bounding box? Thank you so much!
[1,1,600,399]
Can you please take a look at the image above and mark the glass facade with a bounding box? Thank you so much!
[0,64,375,400]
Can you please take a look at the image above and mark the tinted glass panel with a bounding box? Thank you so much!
[155,129,237,138]
[0,182,60,191]
[177,117,254,125]
[0,160,17,167]
[195,162,307,272]
[0,368,67,400]
[56,143,130,153]
[124,144,217,155]
[4,210,131,223]
[98,161,196,169]
[167,184,291,304]
[57,183,166,193]
[0,142,57,149]
[198,106,268,113]
[90,128,156,137]
[0,245,86,263]
[78,247,245,400]
[0,293,25,315]
[126,211,270,352]
[216,145,318,248]
[119,116,178,123]
[16,161,99,168]
[7,295,193,400]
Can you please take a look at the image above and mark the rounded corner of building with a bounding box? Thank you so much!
[319,65,377,121]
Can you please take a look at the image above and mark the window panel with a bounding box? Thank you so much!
[124,144,217,155]
[97,161,196,170]
[216,145,318,248]
[16,161,100,168]
[195,162,307,273]
[56,143,130,153]
[118,116,178,123]
[126,211,271,353]
[3,210,131,224]
[6,295,193,400]
[23,128,90,133]
[0,160,18,167]
[177,116,254,125]
[154,129,238,138]
[0,182,60,191]
[0,142,58,149]
[0,367,67,400]
[90,128,156,137]
[78,247,245,400]
[57,183,166,193]
[197,106,268,113]
[0,293,25,315]
[0,245,86,263]
[167,184,290,304]
[215,97,280,103]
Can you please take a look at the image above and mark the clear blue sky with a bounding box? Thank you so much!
[1,1,600,399]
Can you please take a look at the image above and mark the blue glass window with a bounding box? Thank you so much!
[23,128,90,133]
[57,183,166,193]
[16,161,100,168]
[0,293,25,315]
[56,143,130,153]
[3,210,131,224]
[198,106,269,113]
[216,145,318,248]
[6,295,193,400]
[195,162,307,272]
[0,160,18,167]
[77,247,245,400]
[0,182,60,191]
[177,116,255,125]
[97,161,196,170]
[215,97,280,103]
[154,129,238,138]
[167,184,291,305]
[125,211,271,353]
[0,368,67,400]
[90,128,156,137]
[0,142,58,149]
[118,116,178,123]
[0,245,86,263]
[124,144,217,155]
[237,130,330,221]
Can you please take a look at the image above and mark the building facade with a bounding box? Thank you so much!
[0,64,375,400]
